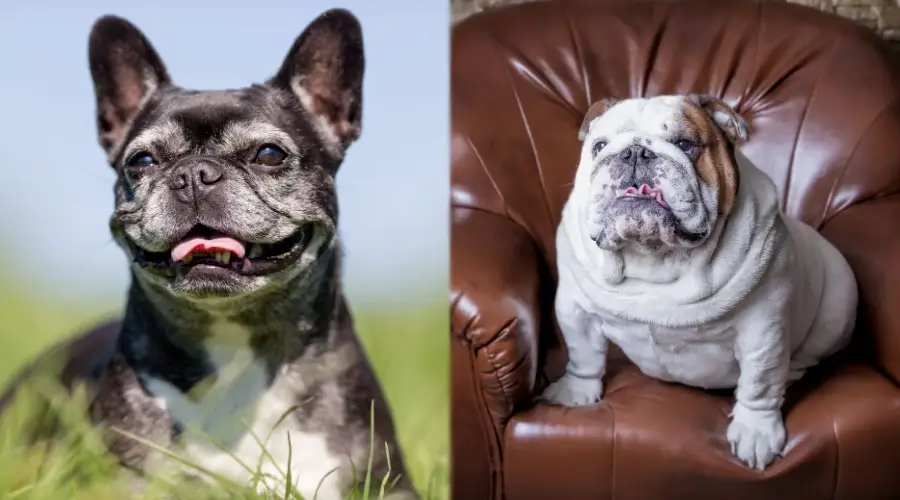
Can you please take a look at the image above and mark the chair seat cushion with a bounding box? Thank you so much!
[503,357,900,500]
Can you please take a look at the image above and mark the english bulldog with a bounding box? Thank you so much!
[0,9,419,499]
[540,95,857,470]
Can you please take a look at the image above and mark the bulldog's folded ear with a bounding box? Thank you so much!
[578,98,619,141]
[270,9,365,156]
[88,16,171,155]
[690,94,750,144]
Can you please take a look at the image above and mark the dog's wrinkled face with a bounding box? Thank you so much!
[576,95,749,254]
[88,10,364,300]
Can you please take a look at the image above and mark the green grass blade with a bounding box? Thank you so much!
[361,400,375,500]
[378,441,392,499]
[283,430,293,499]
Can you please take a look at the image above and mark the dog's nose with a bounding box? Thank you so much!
[618,144,657,161]
[169,161,224,202]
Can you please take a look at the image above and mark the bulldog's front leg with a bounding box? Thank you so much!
[540,281,607,406]
[727,312,791,470]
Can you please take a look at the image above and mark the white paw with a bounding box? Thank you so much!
[540,373,603,406]
[726,404,786,470]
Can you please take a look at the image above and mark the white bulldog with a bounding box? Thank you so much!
[541,95,857,470]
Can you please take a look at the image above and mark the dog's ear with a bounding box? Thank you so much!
[689,94,749,144]
[578,98,618,142]
[270,9,364,155]
[88,16,171,155]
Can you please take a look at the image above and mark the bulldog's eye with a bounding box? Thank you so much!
[254,144,288,166]
[674,139,696,152]
[591,141,608,157]
[126,152,156,167]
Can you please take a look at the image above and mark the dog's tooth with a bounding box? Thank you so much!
[215,252,224,264]
[222,252,231,265]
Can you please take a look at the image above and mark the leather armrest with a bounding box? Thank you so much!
[450,206,542,426]
[822,196,900,384]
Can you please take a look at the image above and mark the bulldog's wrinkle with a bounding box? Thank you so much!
[242,172,318,231]
[121,119,190,163]
[216,120,300,156]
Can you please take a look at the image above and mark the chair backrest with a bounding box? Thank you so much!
[451,0,900,273]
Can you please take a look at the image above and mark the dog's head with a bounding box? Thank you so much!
[89,10,363,300]
[575,94,748,254]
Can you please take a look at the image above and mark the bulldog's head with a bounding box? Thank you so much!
[576,95,748,254]
[88,10,363,300]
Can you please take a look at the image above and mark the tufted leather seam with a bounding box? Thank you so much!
[745,1,762,106]
[609,405,618,500]
[462,133,510,218]
[478,317,518,417]
[451,290,526,414]
[449,292,469,341]
[784,29,845,215]
[450,258,530,499]
[488,32,557,249]
[458,334,505,500]
[465,317,520,496]
[820,95,900,227]
[829,386,841,500]
[451,292,501,347]
[562,4,591,107]
[639,18,664,98]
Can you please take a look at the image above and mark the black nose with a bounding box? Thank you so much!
[618,144,657,161]
[169,161,224,204]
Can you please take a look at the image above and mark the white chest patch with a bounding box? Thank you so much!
[600,314,740,389]
[142,321,344,499]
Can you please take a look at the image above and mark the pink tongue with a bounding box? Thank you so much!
[171,237,246,262]
[620,184,669,208]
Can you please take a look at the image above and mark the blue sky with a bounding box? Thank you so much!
[0,1,448,307]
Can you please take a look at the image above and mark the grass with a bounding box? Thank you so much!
[0,285,448,500]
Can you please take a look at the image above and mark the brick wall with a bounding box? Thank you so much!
[451,0,900,50]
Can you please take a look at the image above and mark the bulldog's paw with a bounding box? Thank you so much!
[726,405,786,470]
[539,374,603,406]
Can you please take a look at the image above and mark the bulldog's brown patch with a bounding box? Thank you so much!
[578,98,619,141]
[681,97,746,216]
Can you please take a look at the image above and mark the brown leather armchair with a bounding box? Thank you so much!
[450,1,900,499]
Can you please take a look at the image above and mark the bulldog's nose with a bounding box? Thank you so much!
[169,161,224,204]
[619,144,657,161]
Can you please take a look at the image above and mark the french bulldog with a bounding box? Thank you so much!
[3,9,419,499]
[540,95,857,471]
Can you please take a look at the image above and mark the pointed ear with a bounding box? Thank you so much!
[88,15,171,155]
[270,9,364,156]
[689,94,750,143]
[578,98,619,141]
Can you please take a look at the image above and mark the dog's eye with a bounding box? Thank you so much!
[674,139,696,152]
[591,141,607,157]
[254,144,287,166]
[127,152,156,167]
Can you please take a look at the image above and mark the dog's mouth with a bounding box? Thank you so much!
[131,224,315,278]
[616,184,669,209]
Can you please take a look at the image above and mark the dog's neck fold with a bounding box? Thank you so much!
[559,153,784,327]
[116,247,342,391]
